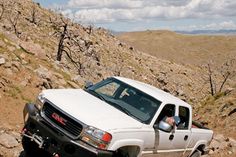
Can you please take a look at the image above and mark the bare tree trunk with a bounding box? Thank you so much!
[87,25,92,34]
[218,72,230,93]
[56,23,67,61]
[9,11,21,37]
[31,6,37,24]
[0,3,5,20]
[207,64,215,96]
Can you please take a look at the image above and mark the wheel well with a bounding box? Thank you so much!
[196,144,205,154]
[116,146,140,157]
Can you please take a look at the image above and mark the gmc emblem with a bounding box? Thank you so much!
[51,112,67,125]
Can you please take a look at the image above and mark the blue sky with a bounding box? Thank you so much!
[34,0,236,32]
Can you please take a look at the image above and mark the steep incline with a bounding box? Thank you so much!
[0,0,235,156]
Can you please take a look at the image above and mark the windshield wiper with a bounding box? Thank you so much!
[110,101,144,122]
[114,104,131,116]
[107,100,134,117]
[85,89,106,101]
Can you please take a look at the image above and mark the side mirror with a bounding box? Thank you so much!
[157,121,172,132]
[84,81,93,89]
[153,116,181,133]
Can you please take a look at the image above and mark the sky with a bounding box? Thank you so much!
[34,0,236,32]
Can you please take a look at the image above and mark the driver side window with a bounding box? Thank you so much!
[155,104,176,125]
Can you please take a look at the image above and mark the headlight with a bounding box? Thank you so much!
[35,93,45,109]
[80,126,112,150]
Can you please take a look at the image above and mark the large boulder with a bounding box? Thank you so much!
[0,133,19,148]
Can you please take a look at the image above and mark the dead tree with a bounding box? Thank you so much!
[218,59,236,92]
[9,10,21,37]
[51,16,99,75]
[30,5,37,24]
[87,25,92,34]
[207,59,236,96]
[48,15,69,61]
[56,21,68,61]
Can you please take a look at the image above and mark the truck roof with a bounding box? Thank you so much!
[114,76,191,108]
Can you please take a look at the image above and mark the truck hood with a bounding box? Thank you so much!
[41,89,143,131]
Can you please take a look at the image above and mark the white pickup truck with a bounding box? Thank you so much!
[21,76,213,157]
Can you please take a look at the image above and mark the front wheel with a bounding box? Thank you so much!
[113,149,130,157]
[190,150,201,157]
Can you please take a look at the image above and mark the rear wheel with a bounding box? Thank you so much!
[190,150,201,157]
[22,136,50,157]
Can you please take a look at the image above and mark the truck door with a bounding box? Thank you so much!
[152,104,180,157]
[143,104,191,157]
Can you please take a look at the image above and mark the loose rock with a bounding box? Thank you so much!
[0,58,6,65]
[20,41,47,59]
[34,66,52,79]
[0,133,19,148]
[3,62,11,68]
[229,138,236,147]
[67,81,80,88]
[0,40,6,47]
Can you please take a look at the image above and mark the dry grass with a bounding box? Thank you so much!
[117,30,236,66]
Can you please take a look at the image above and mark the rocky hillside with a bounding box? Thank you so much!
[0,0,235,157]
[195,88,236,138]
[194,88,236,157]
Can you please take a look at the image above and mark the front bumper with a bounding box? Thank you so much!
[22,103,113,157]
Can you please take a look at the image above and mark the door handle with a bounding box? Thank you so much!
[169,134,174,140]
[184,135,188,141]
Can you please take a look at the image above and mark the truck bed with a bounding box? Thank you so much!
[192,121,209,129]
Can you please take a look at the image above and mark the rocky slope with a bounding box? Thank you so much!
[0,0,235,156]
[195,88,236,138]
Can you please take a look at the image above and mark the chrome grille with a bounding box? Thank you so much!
[42,102,82,138]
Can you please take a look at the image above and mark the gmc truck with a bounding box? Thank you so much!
[21,76,213,157]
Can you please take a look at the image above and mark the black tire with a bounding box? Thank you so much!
[19,151,26,157]
[190,150,201,157]
[22,136,50,157]
[114,149,130,157]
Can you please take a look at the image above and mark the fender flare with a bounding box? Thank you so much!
[109,139,144,154]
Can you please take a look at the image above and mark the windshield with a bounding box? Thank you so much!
[85,78,162,124]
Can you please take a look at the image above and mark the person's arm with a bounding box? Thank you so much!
[164,116,175,126]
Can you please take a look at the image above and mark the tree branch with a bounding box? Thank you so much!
[9,10,21,37]
[0,3,5,20]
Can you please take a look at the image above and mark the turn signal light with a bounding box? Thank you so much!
[102,133,112,142]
